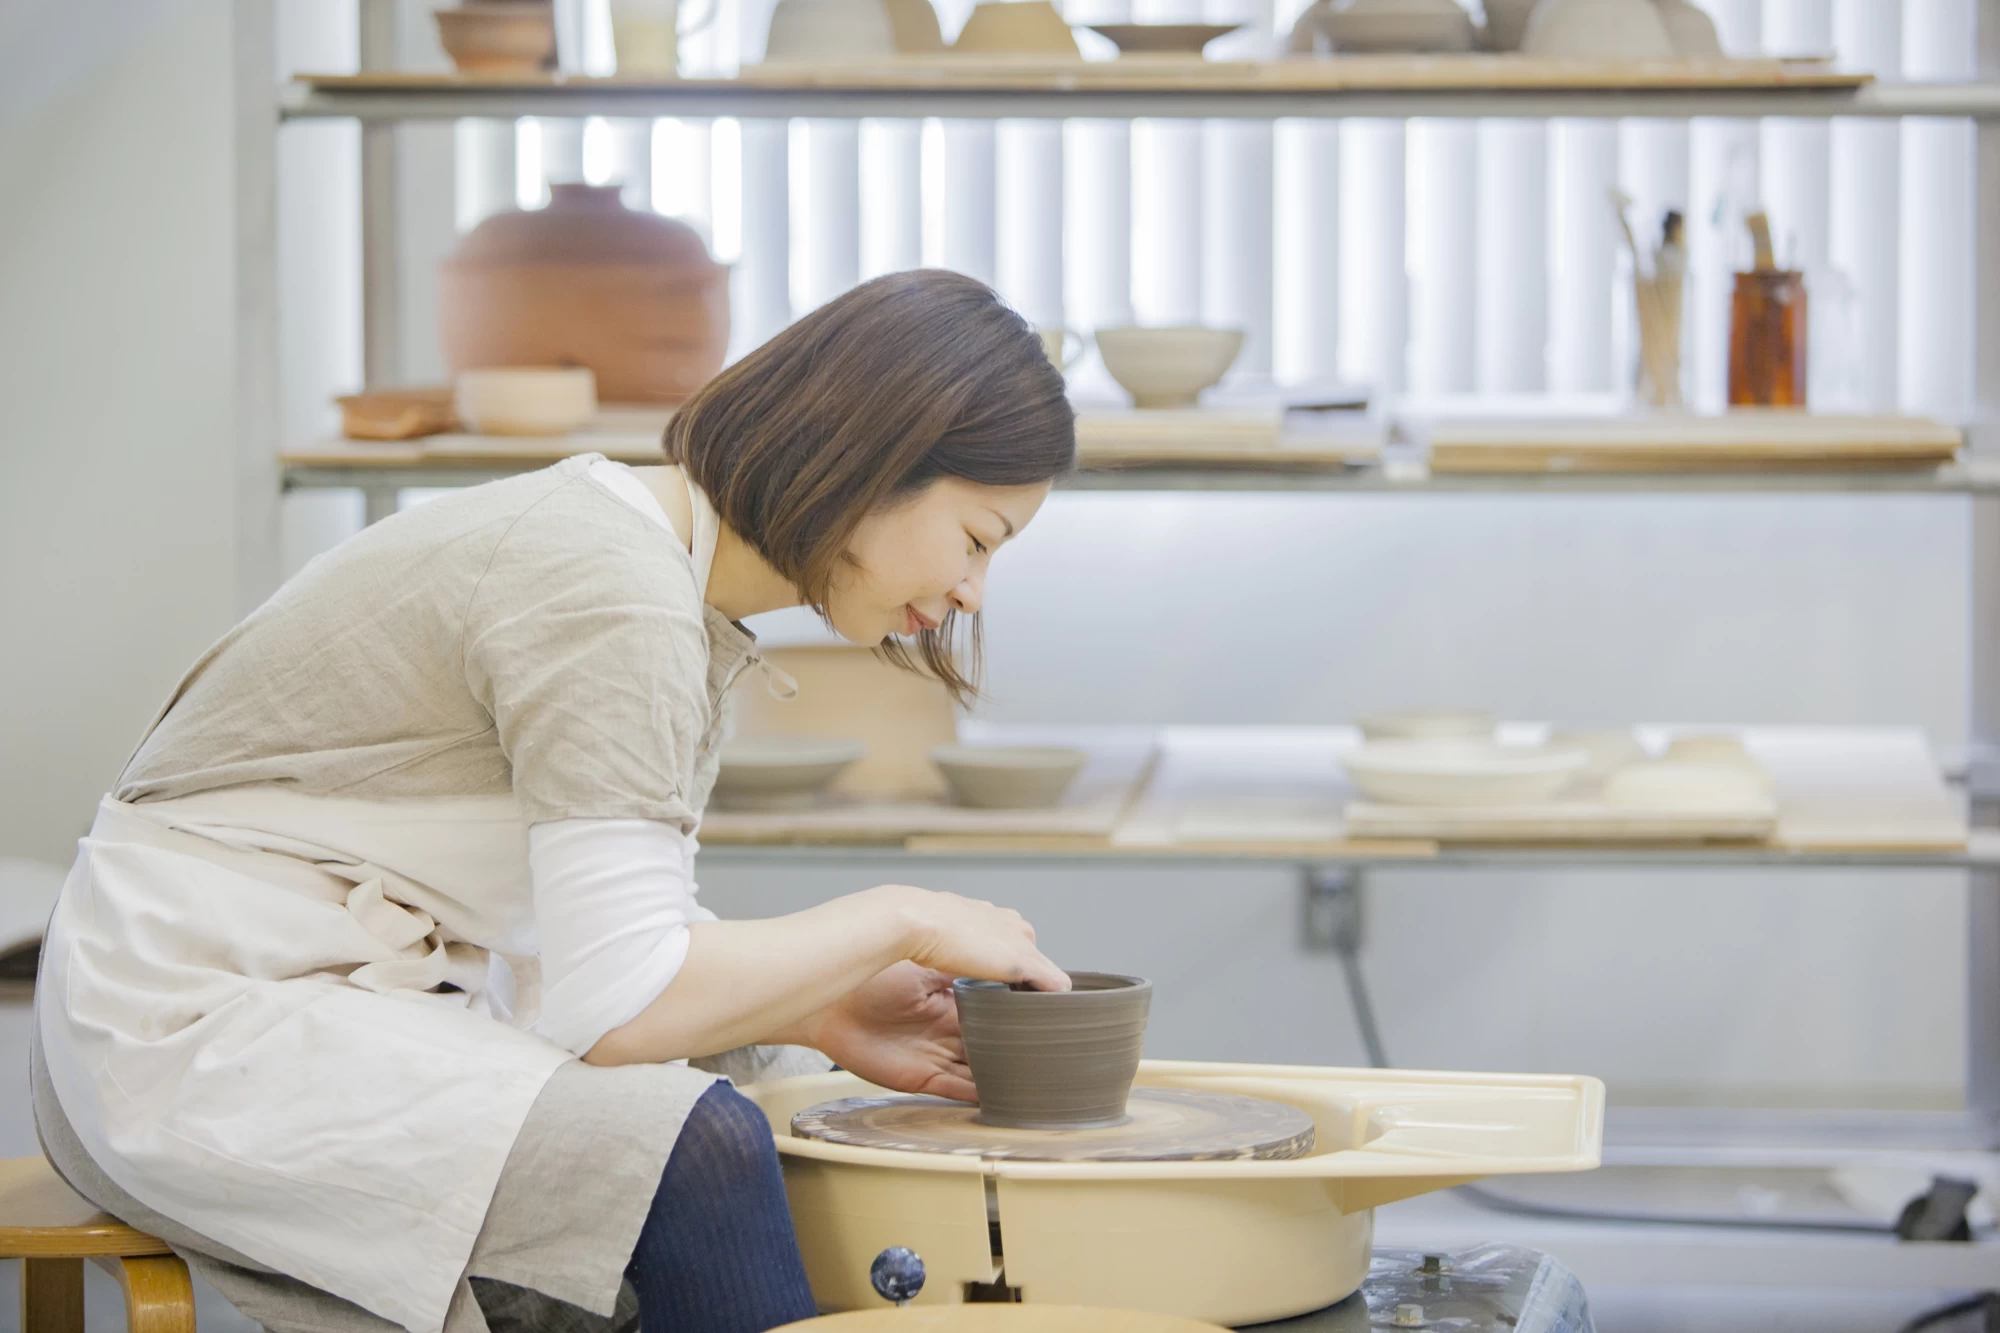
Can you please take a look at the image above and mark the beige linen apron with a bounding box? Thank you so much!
[36,464,796,1333]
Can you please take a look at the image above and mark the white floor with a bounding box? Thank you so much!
[0,997,1986,1333]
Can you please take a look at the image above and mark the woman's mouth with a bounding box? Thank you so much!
[904,605,938,635]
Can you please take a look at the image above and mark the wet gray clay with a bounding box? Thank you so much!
[953,972,1152,1130]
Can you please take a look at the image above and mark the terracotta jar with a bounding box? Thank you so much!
[439,183,729,405]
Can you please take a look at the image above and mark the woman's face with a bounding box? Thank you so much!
[826,478,1053,644]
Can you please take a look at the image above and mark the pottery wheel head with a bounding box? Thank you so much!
[790,1087,1316,1163]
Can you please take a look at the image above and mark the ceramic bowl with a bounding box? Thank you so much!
[713,737,866,809]
[1547,727,1651,779]
[1318,0,1475,53]
[453,366,597,436]
[1521,0,1675,59]
[1356,710,1498,742]
[1480,0,1542,50]
[763,0,897,63]
[1342,739,1588,807]
[335,387,458,441]
[1095,326,1245,409]
[1603,760,1769,812]
[953,973,1152,1129]
[1656,0,1724,58]
[1085,22,1242,54]
[435,4,558,73]
[1663,732,1773,790]
[952,1,1081,56]
[930,745,1087,809]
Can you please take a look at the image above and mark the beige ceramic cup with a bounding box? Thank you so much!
[1037,327,1086,372]
[1095,325,1244,409]
[954,972,1152,1130]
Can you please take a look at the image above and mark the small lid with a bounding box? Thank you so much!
[448,183,717,269]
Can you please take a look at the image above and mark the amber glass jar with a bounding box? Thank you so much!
[1727,269,1808,407]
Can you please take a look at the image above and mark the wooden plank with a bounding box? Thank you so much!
[1429,413,1963,474]
[296,58,1868,95]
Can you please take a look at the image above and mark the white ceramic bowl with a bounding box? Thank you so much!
[930,745,1087,809]
[1521,0,1675,59]
[454,366,597,436]
[1547,727,1651,779]
[1356,711,1498,742]
[713,737,866,810]
[763,0,897,63]
[1095,326,1245,409]
[1342,740,1588,807]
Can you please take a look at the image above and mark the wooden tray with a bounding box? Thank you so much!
[1427,413,1962,474]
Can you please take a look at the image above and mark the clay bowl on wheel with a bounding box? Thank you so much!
[929,745,1086,809]
[953,972,1152,1130]
[712,737,865,810]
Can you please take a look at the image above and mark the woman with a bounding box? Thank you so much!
[34,270,1076,1333]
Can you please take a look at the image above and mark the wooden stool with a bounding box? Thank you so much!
[0,1156,194,1333]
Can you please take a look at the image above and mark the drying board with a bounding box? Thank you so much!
[790,1088,1316,1162]
[1074,408,1382,469]
[1427,414,1962,474]
[1344,797,1779,844]
[1113,726,1966,853]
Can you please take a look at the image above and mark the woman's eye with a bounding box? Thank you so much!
[971,538,988,555]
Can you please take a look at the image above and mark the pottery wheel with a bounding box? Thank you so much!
[790,1088,1315,1162]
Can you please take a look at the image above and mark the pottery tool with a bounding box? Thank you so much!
[791,1088,1316,1163]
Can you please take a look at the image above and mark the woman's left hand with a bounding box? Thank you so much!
[800,961,975,1102]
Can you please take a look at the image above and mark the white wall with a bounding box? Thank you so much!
[0,0,247,867]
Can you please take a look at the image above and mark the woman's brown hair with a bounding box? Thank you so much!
[664,269,1076,702]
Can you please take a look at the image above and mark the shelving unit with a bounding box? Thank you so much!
[258,0,2000,1296]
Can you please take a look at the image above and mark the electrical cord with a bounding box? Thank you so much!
[1326,926,1979,1239]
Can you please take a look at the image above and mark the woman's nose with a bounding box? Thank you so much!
[948,569,985,616]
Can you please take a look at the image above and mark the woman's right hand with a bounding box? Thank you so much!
[869,884,1070,992]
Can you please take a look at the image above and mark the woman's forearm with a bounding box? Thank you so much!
[583,886,915,1066]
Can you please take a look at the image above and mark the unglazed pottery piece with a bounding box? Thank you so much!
[1520,0,1675,58]
[881,0,947,50]
[764,0,898,60]
[1095,326,1244,408]
[1663,732,1774,790]
[1085,22,1242,54]
[435,4,558,73]
[439,183,730,404]
[790,1087,1315,1161]
[951,1,1081,56]
[954,973,1151,1130]
[453,366,597,436]
[1655,0,1724,58]
[713,737,866,809]
[1356,710,1498,742]
[1038,326,1086,370]
[1341,739,1588,806]
[1547,727,1650,779]
[929,745,1086,809]
[1480,0,1543,50]
[1322,0,1476,52]
[1602,760,1770,812]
